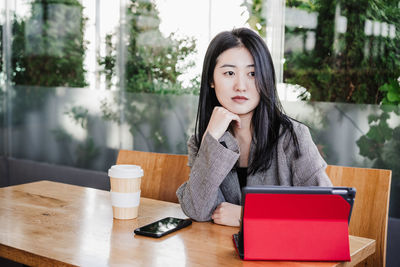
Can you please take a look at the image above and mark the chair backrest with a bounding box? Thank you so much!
[326,165,392,267]
[116,150,190,203]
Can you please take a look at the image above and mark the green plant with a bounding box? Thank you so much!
[284,65,394,103]
[357,79,400,156]
[379,78,400,106]
[242,0,266,37]
[12,0,87,87]
[99,0,198,94]
[281,0,400,104]
[356,78,400,216]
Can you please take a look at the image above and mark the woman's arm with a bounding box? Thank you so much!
[176,132,240,221]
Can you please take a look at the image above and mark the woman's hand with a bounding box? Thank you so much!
[204,107,241,141]
[211,202,242,227]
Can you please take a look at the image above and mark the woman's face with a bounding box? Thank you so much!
[212,46,260,117]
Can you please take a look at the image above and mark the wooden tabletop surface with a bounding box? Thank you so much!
[0,181,375,267]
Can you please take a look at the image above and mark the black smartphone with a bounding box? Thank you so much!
[133,217,192,238]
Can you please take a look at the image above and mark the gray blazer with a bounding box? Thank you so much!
[176,120,333,221]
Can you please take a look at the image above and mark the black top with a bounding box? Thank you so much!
[237,167,248,189]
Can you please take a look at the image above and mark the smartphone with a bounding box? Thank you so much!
[134,217,192,238]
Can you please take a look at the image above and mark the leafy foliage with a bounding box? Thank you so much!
[12,0,87,87]
[242,0,266,37]
[380,78,400,106]
[284,0,399,104]
[99,0,198,94]
[284,66,394,103]
[356,78,400,187]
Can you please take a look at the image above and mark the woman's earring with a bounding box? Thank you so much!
[210,83,214,88]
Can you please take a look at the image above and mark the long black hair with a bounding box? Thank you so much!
[195,27,300,174]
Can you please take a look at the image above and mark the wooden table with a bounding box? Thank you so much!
[0,181,375,266]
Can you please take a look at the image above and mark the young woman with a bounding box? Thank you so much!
[176,27,332,227]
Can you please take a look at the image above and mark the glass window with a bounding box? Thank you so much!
[1,0,399,218]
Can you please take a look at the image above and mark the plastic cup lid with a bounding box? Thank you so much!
[108,164,143,178]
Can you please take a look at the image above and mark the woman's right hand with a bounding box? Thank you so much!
[204,106,241,141]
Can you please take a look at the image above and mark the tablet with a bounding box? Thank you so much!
[240,186,356,222]
[234,185,356,261]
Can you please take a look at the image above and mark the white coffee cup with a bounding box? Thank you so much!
[108,164,143,220]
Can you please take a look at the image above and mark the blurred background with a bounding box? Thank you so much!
[0,0,399,217]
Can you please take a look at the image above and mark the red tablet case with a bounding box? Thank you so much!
[243,193,351,261]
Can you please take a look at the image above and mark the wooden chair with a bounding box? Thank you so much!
[116,150,190,203]
[326,165,392,267]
